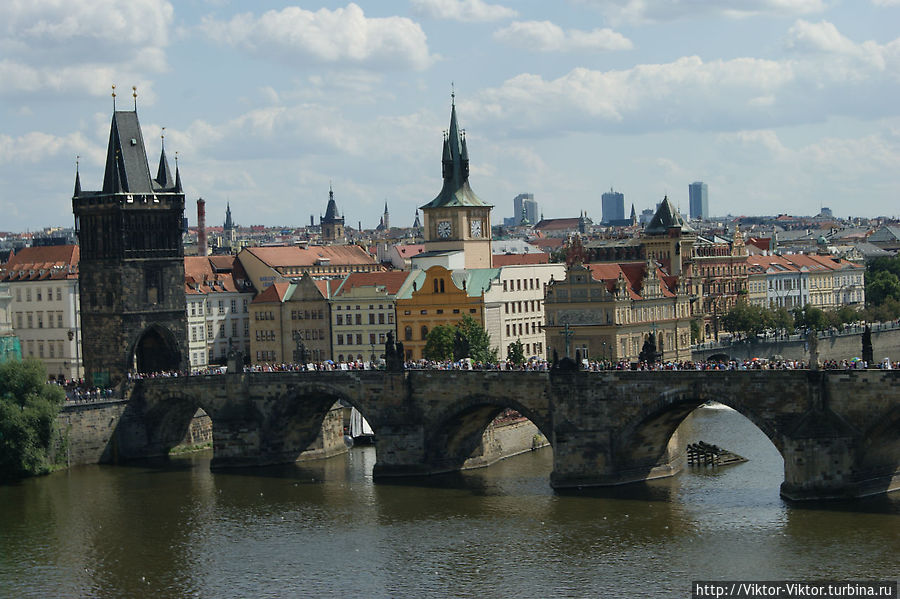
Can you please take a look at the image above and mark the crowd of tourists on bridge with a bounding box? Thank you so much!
[111,355,899,381]
[53,378,117,403]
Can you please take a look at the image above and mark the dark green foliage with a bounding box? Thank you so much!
[423,315,498,364]
[771,306,795,334]
[720,301,772,338]
[423,325,455,361]
[792,304,829,331]
[507,338,525,366]
[0,359,65,482]
[865,270,900,307]
[690,319,702,343]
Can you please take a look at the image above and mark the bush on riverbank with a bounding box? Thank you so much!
[0,359,66,482]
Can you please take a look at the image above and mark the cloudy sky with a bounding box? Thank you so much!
[1,0,899,232]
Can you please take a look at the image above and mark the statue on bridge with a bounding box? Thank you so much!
[807,330,819,370]
[862,325,874,366]
[639,332,661,364]
[384,331,405,372]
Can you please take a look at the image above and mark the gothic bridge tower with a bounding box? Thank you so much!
[72,99,187,385]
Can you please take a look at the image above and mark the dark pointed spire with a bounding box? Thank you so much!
[224,201,233,231]
[421,89,488,210]
[155,130,174,189]
[74,156,81,196]
[174,153,182,193]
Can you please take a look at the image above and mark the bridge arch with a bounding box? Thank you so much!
[613,384,785,482]
[855,404,900,494]
[425,393,552,474]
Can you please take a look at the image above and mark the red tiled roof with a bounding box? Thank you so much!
[245,245,376,268]
[491,253,549,266]
[534,218,581,230]
[527,238,564,251]
[334,271,411,296]
[1,245,79,281]
[252,282,291,303]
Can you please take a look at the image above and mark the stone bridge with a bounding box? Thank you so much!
[122,370,900,501]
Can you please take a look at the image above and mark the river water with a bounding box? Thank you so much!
[1,405,897,598]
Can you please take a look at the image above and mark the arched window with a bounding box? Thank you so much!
[440,279,445,293]
[338,354,344,362]
[433,279,439,293]
[421,325,429,340]
[404,326,413,341]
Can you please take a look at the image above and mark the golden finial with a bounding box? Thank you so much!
[132,86,138,111]
[112,84,117,110]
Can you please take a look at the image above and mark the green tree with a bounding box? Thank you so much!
[423,325,455,361]
[690,319,702,343]
[507,338,525,366]
[793,304,828,331]
[0,359,66,482]
[720,301,771,338]
[865,270,900,306]
[770,306,795,334]
[456,315,499,363]
[423,316,498,364]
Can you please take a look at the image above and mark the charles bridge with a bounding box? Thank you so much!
[97,369,900,502]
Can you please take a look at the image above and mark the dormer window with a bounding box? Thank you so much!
[130,138,137,146]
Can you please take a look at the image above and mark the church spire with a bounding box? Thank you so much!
[174,153,182,193]
[74,156,81,196]
[224,201,233,231]
[155,129,174,189]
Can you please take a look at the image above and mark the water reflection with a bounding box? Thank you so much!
[1,405,897,599]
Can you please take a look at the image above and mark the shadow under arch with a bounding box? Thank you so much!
[854,404,900,496]
[259,382,363,465]
[425,393,553,475]
[128,324,182,374]
[613,388,785,486]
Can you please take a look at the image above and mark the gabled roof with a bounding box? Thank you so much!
[394,244,425,258]
[252,282,291,304]
[5,245,79,268]
[334,271,412,297]
[586,261,677,299]
[534,218,581,230]
[644,196,694,235]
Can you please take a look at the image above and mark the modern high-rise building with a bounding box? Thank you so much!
[601,188,625,224]
[513,193,538,226]
[689,181,708,220]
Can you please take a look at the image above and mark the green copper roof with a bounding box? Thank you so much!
[420,100,491,210]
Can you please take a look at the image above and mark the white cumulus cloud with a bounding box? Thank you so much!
[200,3,434,71]
[410,0,517,22]
[0,0,173,98]
[574,0,826,24]
[494,20,632,52]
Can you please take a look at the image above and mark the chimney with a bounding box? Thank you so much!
[197,198,207,256]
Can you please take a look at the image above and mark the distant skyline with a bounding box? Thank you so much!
[1,0,899,232]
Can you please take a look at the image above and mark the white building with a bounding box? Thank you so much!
[481,262,566,360]
[0,245,82,380]
[184,257,255,370]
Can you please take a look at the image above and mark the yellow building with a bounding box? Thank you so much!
[395,266,484,361]
[544,260,692,363]
[330,271,410,363]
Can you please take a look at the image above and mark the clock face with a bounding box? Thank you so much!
[470,219,482,238]
[437,220,452,238]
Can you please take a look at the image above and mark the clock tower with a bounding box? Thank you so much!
[420,93,492,269]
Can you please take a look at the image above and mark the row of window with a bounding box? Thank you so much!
[14,287,64,302]
[291,309,325,320]
[334,304,393,311]
[336,332,387,346]
[505,300,541,314]
[402,308,478,316]
[23,340,66,359]
[255,311,276,321]
[506,321,541,337]
[509,341,542,357]
[14,311,65,329]
[335,313,394,325]
[502,278,542,293]
[188,298,249,317]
